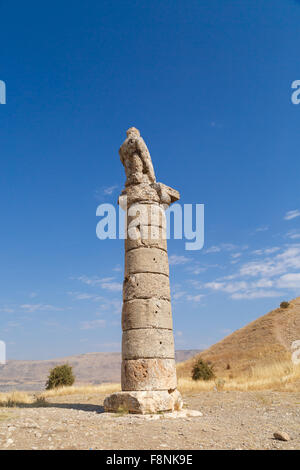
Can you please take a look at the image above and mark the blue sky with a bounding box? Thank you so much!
[1,0,300,360]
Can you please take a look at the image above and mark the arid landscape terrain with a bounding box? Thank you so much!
[0,350,201,392]
[0,388,299,450]
[0,298,299,450]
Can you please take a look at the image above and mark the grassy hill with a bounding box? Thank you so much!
[177,297,300,383]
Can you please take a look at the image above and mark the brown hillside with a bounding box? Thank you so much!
[177,297,300,379]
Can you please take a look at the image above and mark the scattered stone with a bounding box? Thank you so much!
[273,431,290,442]
[4,439,14,448]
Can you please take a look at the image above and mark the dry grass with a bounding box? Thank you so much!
[179,298,300,381]
[177,361,300,394]
[0,383,121,407]
[0,391,33,407]
[0,361,299,407]
[39,382,121,398]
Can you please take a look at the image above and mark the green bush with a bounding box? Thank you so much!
[192,358,215,381]
[45,364,75,390]
[280,301,290,309]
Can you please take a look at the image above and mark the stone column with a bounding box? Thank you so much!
[104,128,183,414]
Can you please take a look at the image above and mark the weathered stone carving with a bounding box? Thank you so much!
[104,128,182,414]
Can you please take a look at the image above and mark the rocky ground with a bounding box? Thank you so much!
[0,390,299,450]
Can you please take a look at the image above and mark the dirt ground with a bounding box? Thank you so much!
[0,390,299,450]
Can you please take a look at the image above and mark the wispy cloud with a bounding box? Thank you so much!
[74,275,122,292]
[95,185,119,200]
[255,226,269,233]
[204,243,247,255]
[231,290,282,300]
[252,247,280,256]
[173,291,186,300]
[103,185,118,195]
[68,291,103,301]
[284,210,300,221]
[204,245,221,254]
[20,304,64,312]
[0,307,15,313]
[113,265,122,272]
[74,275,114,286]
[186,294,204,302]
[231,253,242,259]
[80,319,106,330]
[68,291,122,315]
[276,273,300,289]
[101,281,122,292]
[202,244,300,300]
[239,246,300,278]
[286,230,300,240]
[169,254,190,265]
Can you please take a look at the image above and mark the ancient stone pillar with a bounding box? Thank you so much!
[104,127,183,414]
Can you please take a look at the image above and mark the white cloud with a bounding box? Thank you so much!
[255,226,269,232]
[101,282,122,292]
[173,291,186,300]
[20,304,64,312]
[205,281,248,294]
[252,247,280,256]
[68,291,103,301]
[94,185,119,199]
[190,267,206,275]
[240,246,300,278]
[75,275,115,286]
[113,265,122,272]
[287,230,300,240]
[186,294,204,302]
[231,290,283,300]
[202,245,300,300]
[204,245,221,254]
[68,291,121,315]
[80,319,106,330]
[74,275,122,292]
[204,244,247,255]
[264,247,281,255]
[169,255,189,265]
[284,210,300,221]
[251,278,274,288]
[103,185,118,195]
[276,273,300,289]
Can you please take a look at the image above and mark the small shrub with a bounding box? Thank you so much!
[45,364,75,390]
[192,358,215,381]
[226,363,231,370]
[280,301,290,309]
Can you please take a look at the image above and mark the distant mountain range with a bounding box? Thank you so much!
[0,349,202,392]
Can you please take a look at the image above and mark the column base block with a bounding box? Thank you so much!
[103,389,183,414]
